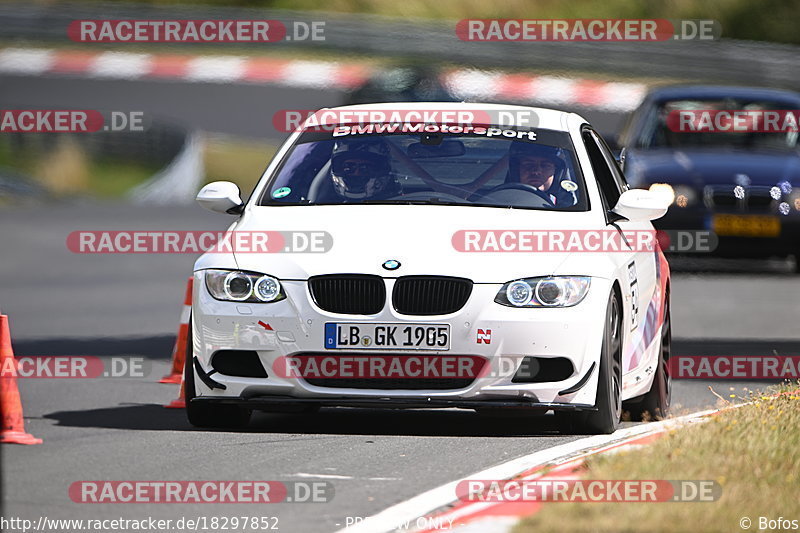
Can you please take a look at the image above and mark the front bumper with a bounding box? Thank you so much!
[190,272,611,410]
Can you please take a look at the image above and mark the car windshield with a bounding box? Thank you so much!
[258,124,588,211]
[640,98,800,151]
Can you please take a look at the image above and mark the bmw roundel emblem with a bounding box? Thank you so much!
[382,259,401,271]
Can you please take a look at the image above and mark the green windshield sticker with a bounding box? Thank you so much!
[272,187,292,198]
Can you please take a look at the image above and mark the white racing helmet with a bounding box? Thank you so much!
[330,139,394,199]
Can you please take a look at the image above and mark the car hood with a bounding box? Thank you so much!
[626,148,800,187]
[222,205,606,283]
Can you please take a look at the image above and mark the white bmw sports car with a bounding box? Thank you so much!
[186,103,672,434]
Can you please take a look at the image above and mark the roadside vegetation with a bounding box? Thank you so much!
[0,134,276,200]
[203,135,278,196]
[0,136,160,199]
[514,383,800,533]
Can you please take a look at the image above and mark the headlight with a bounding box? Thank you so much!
[788,190,800,212]
[648,183,675,205]
[205,269,285,303]
[506,281,533,306]
[495,276,590,308]
[672,185,696,208]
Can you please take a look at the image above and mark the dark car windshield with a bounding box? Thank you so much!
[639,98,800,151]
[258,124,588,211]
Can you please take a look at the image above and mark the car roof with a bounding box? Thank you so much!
[307,102,583,132]
[644,85,800,105]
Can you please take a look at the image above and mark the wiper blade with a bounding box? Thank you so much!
[359,200,416,205]
[360,199,468,205]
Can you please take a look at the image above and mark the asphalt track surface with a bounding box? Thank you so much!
[1,76,799,532]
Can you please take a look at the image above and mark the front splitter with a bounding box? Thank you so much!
[191,395,597,411]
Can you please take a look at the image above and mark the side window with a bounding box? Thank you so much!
[592,131,629,194]
[581,129,621,210]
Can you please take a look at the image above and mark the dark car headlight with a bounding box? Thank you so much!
[205,269,285,303]
[495,276,590,308]
[672,185,697,207]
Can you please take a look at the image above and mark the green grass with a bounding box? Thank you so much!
[0,138,161,198]
[0,134,280,199]
[203,134,279,196]
[513,384,800,533]
[87,159,162,197]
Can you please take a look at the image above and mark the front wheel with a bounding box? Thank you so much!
[184,318,251,429]
[566,292,622,434]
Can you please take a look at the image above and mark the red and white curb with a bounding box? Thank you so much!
[0,47,370,89]
[336,409,716,533]
[441,69,646,112]
[0,47,646,112]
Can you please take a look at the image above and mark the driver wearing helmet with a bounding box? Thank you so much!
[330,139,400,200]
[508,142,577,207]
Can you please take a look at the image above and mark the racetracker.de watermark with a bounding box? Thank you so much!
[0,356,149,379]
[66,231,332,254]
[0,110,147,133]
[274,354,584,382]
[68,20,325,43]
[452,229,659,253]
[457,479,721,502]
[273,354,488,380]
[1,516,280,533]
[456,19,720,41]
[656,230,718,253]
[272,108,542,133]
[667,109,800,133]
[69,481,332,503]
[670,356,800,379]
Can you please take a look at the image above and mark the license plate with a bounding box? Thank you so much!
[712,214,780,237]
[324,323,450,350]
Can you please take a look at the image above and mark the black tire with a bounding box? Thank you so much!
[567,292,623,434]
[184,318,251,429]
[625,299,672,421]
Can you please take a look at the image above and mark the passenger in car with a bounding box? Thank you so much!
[508,142,578,206]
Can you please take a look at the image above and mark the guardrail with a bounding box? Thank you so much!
[0,2,798,88]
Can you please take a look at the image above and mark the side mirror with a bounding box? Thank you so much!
[196,181,244,215]
[611,188,669,222]
[612,147,626,171]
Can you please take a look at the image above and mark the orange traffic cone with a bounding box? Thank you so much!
[160,277,193,384]
[0,315,42,445]
[164,373,186,409]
